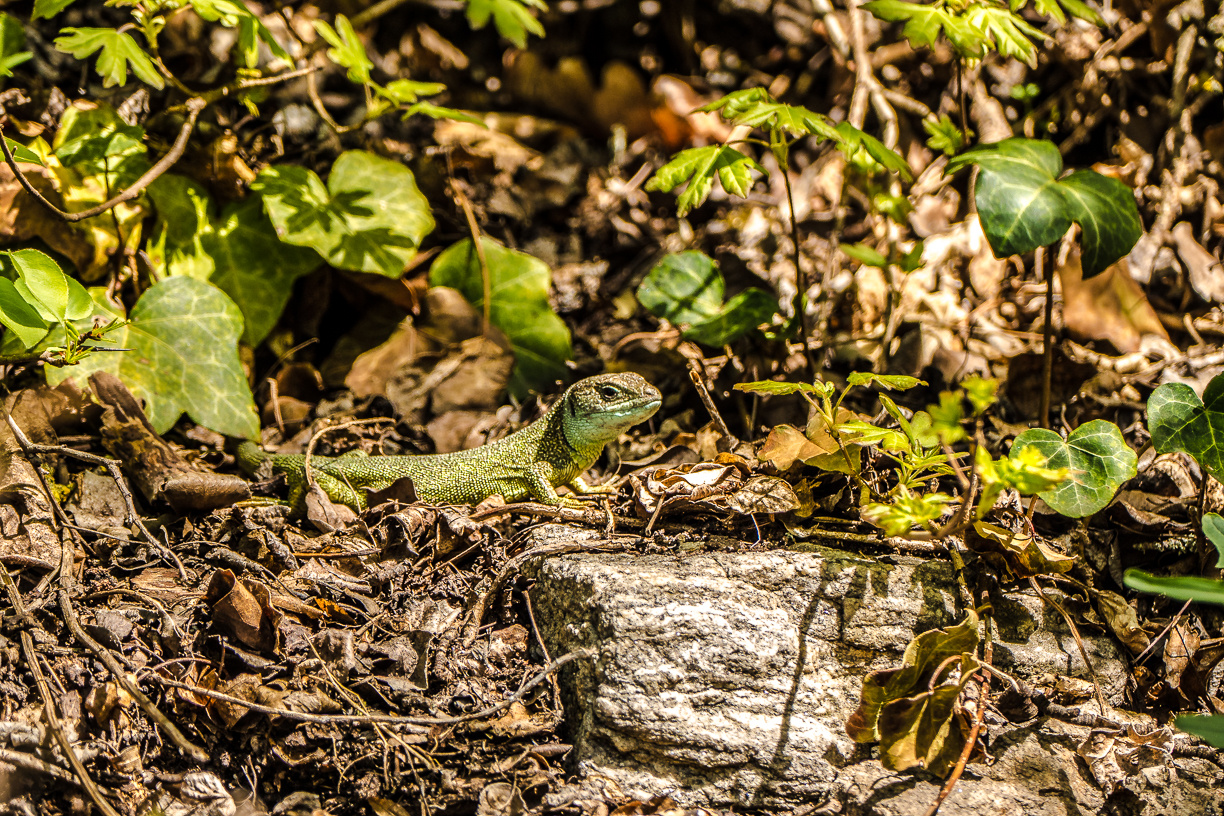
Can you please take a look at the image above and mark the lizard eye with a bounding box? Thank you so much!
[598,385,619,400]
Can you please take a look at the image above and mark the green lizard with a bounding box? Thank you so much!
[235,372,661,510]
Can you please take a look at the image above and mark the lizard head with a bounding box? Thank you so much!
[562,372,662,444]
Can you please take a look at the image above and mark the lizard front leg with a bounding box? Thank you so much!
[567,474,617,496]
[522,465,584,506]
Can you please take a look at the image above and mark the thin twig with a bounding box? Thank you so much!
[153,647,594,727]
[4,417,189,582]
[0,98,206,223]
[0,568,122,816]
[0,412,209,762]
[0,747,80,784]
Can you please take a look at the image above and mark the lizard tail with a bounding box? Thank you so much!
[233,440,270,475]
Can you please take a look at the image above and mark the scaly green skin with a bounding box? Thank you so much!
[236,373,661,510]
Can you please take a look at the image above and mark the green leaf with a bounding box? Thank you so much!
[4,138,44,165]
[193,0,291,66]
[0,277,52,349]
[313,16,372,85]
[465,0,547,49]
[862,489,955,536]
[734,380,832,398]
[835,122,913,180]
[1123,570,1224,607]
[1148,375,1224,483]
[863,1,952,50]
[978,445,1067,516]
[1055,0,1103,25]
[1173,715,1224,748]
[3,249,91,323]
[842,243,889,268]
[636,251,777,346]
[33,0,76,19]
[403,101,486,125]
[948,138,1142,277]
[148,174,322,344]
[969,6,1043,67]
[45,276,259,438]
[699,88,840,141]
[377,78,447,104]
[428,238,572,397]
[253,150,434,277]
[1010,420,1136,518]
[1058,170,1144,278]
[645,145,765,216]
[55,28,165,89]
[846,373,922,391]
[1204,513,1224,569]
[0,11,30,78]
[923,115,969,156]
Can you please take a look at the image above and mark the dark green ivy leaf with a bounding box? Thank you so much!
[948,138,1141,277]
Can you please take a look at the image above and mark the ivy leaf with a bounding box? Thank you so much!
[1147,375,1224,483]
[148,174,322,344]
[313,15,372,85]
[645,145,764,216]
[45,276,259,438]
[1057,170,1144,277]
[637,251,776,346]
[465,0,547,49]
[55,28,165,89]
[948,138,1141,277]
[253,150,434,277]
[1011,420,1136,517]
[429,238,571,397]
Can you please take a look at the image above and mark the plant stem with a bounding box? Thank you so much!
[956,60,969,143]
[1038,247,1052,428]
[780,164,815,373]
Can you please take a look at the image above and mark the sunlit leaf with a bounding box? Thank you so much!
[465,0,547,49]
[45,277,259,437]
[254,150,434,277]
[55,27,165,89]
[645,145,765,216]
[429,237,571,397]
[1011,420,1136,517]
[313,15,372,85]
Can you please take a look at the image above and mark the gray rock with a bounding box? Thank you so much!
[528,543,1224,813]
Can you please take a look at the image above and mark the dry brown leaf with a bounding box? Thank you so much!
[1059,248,1168,353]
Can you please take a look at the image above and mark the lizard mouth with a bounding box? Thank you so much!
[605,396,661,419]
